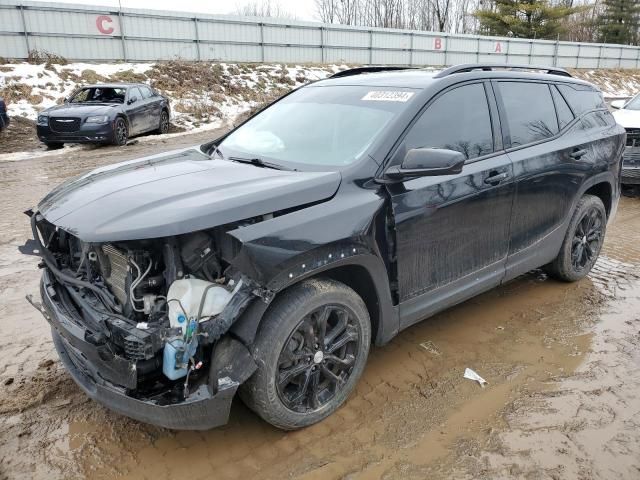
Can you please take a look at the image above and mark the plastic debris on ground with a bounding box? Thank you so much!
[463,368,488,387]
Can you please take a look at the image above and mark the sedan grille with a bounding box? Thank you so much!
[623,146,640,166]
[625,128,640,147]
[50,117,81,133]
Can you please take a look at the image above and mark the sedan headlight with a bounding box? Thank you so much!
[37,115,48,125]
[85,115,109,124]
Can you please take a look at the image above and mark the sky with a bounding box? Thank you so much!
[33,0,319,21]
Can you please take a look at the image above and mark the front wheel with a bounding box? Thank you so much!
[156,110,170,134]
[239,278,371,430]
[112,117,128,146]
[546,194,606,282]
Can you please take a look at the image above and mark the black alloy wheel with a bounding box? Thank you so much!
[239,279,371,430]
[159,111,170,134]
[276,304,360,413]
[546,194,607,282]
[571,206,604,272]
[113,117,128,146]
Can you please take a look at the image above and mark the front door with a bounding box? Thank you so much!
[386,82,514,328]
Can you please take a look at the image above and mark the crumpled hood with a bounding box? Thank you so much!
[612,108,640,129]
[38,147,341,242]
[42,103,118,117]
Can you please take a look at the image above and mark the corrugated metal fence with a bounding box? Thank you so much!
[1,0,640,68]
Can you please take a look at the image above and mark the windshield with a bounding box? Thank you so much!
[219,85,418,169]
[624,94,640,111]
[70,87,126,104]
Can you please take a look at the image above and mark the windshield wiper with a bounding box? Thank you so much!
[228,156,287,170]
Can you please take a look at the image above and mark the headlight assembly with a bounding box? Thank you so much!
[37,115,49,125]
[85,115,109,124]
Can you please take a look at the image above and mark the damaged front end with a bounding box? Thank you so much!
[24,210,266,430]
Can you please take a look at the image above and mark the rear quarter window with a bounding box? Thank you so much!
[551,85,575,129]
[498,82,559,147]
[557,84,606,115]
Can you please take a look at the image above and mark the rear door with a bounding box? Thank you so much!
[496,81,603,280]
[125,87,145,135]
[140,85,161,132]
[387,81,515,328]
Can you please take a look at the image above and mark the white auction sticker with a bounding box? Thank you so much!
[361,91,415,102]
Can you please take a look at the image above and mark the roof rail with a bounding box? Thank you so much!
[330,66,416,78]
[434,64,572,78]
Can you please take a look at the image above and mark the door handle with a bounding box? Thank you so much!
[484,172,509,185]
[570,148,588,159]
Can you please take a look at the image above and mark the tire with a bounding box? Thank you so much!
[156,110,170,134]
[545,194,606,282]
[239,278,371,430]
[112,117,128,146]
[44,142,63,150]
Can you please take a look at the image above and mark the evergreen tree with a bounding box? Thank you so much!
[475,0,584,39]
[598,0,640,45]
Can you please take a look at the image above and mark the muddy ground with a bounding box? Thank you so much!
[0,133,639,480]
[0,117,41,154]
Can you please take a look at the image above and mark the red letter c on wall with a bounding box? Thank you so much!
[96,15,114,35]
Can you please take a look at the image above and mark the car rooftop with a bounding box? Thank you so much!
[81,83,147,89]
[315,64,595,89]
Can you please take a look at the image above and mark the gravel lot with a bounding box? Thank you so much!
[0,132,639,480]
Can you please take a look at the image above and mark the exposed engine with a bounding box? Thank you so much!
[30,216,254,399]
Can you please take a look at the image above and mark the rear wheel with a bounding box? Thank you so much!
[112,117,128,146]
[546,194,606,282]
[240,278,371,430]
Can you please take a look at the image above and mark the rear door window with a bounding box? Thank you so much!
[140,86,154,99]
[498,82,559,147]
[128,87,143,102]
[551,85,575,129]
[556,84,606,115]
[402,83,494,160]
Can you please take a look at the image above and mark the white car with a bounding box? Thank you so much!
[611,96,640,185]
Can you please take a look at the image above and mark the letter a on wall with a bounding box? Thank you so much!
[495,42,502,53]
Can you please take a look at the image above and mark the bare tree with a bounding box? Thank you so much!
[314,0,481,33]
[235,0,296,19]
[315,0,339,23]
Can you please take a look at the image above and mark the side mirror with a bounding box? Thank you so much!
[610,99,626,110]
[385,148,466,180]
[128,96,138,105]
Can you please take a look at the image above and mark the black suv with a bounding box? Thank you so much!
[24,64,624,431]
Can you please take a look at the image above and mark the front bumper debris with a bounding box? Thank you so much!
[38,269,239,430]
[622,146,640,185]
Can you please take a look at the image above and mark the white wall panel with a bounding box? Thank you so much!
[0,34,27,58]
[263,25,320,46]
[0,7,24,31]
[325,29,369,48]
[197,21,260,43]
[1,0,639,68]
